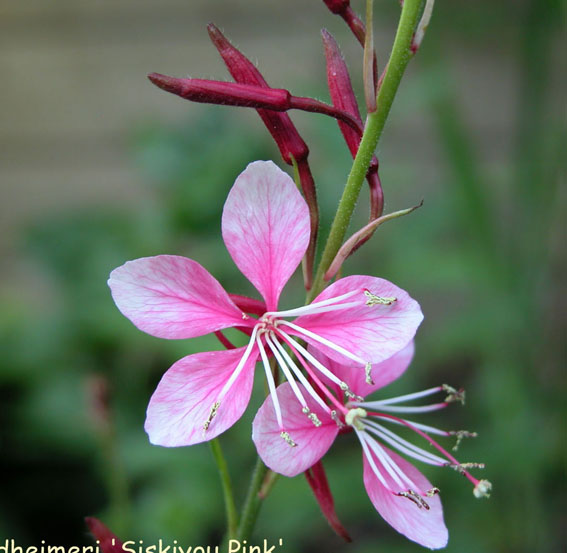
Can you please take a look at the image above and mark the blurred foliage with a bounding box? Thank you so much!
[0,1,564,552]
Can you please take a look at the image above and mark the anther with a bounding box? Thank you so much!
[397,489,430,510]
[446,462,485,475]
[280,431,297,447]
[442,384,466,405]
[340,381,364,402]
[449,430,478,451]
[426,487,440,497]
[302,406,322,427]
[331,410,345,428]
[473,479,492,498]
[365,362,374,385]
[364,290,397,306]
[203,401,220,432]
[241,313,249,319]
[345,407,367,430]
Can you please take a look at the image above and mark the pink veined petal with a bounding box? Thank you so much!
[222,160,310,311]
[145,346,258,446]
[310,342,415,399]
[363,445,448,549]
[294,275,423,365]
[108,255,249,339]
[252,382,339,477]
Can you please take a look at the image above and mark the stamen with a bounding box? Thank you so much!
[302,406,322,427]
[275,330,348,415]
[256,335,283,429]
[217,325,260,402]
[447,462,485,475]
[377,416,449,437]
[473,479,492,498]
[276,329,343,386]
[427,487,440,497]
[442,384,466,405]
[331,410,345,428]
[280,431,297,447]
[358,402,447,414]
[340,381,364,402]
[364,420,447,466]
[371,412,483,488]
[278,320,369,367]
[365,362,374,385]
[364,289,397,306]
[202,401,220,433]
[449,430,478,451]
[268,332,332,415]
[357,430,392,491]
[397,490,430,510]
[359,385,444,406]
[265,333,308,412]
[265,289,360,318]
[365,433,423,492]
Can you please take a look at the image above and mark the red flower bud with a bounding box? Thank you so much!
[85,518,125,553]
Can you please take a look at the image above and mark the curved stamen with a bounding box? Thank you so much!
[217,325,260,402]
[369,411,482,488]
[356,403,448,414]
[268,331,332,415]
[358,385,443,406]
[264,289,361,318]
[275,329,348,416]
[256,334,283,430]
[279,320,368,367]
[364,432,425,495]
[265,334,321,427]
[364,420,447,466]
[356,429,392,491]
[377,416,451,437]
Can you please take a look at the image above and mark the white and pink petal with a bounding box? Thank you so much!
[222,161,310,311]
[363,446,448,549]
[294,275,423,366]
[145,346,258,446]
[108,255,249,339]
[252,382,339,477]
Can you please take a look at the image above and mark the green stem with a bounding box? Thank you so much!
[308,0,423,301]
[210,438,238,539]
[236,456,269,542]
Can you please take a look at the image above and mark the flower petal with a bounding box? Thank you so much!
[222,160,310,311]
[145,346,257,446]
[363,446,448,549]
[310,342,415,399]
[294,275,423,365]
[252,382,338,477]
[108,255,248,339]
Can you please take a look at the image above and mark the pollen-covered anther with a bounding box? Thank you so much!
[241,312,249,320]
[364,289,397,306]
[340,381,364,402]
[473,479,492,499]
[447,462,485,475]
[365,362,374,385]
[397,489,430,510]
[345,407,367,430]
[426,487,440,497]
[203,401,220,432]
[442,384,466,405]
[449,429,478,451]
[330,410,345,428]
[280,431,297,447]
[302,406,321,427]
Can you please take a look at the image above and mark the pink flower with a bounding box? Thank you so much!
[108,161,423,447]
[252,343,491,549]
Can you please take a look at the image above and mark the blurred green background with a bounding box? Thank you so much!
[0,1,564,552]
